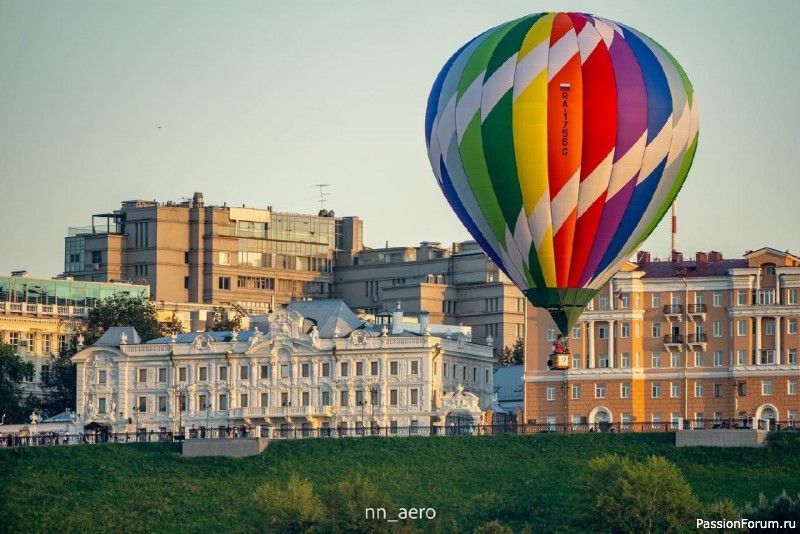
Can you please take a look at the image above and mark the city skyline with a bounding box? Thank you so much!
[2,1,799,277]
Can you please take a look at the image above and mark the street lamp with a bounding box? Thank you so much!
[368,385,378,433]
[175,389,185,438]
[204,402,212,435]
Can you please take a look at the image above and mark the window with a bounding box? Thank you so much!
[390,361,398,375]
[260,364,270,379]
[138,368,147,383]
[620,323,630,338]
[620,353,630,368]
[198,394,208,411]
[788,289,798,305]
[340,390,349,406]
[737,320,747,336]
[546,327,557,342]
[598,326,608,339]
[184,276,190,289]
[355,389,365,406]
[261,392,270,407]
[356,362,364,376]
[652,323,661,338]
[157,396,167,413]
[138,396,147,413]
[571,325,581,339]
[572,354,581,369]
[695,352,704,367]
[599,296,610,310]
[737,290,747,306]
[737,350,747,366]
[713,291,722,307]
[301,363,311,378]
[571,384,580,399]
[599,355,609,368]
[737,381,747,396]
[318,362,328,377]
[788,319,798,335]
[651,353,661,368]
[762,380,773,395]
[281,392,289,406]
[179,367,187,382]
[714,383,723,398]
[757,289,775,305]
[652,293,661,308]
[621,383,630,399]
[595,383,606,399]
[42,334,51,355]
[410,361,419,375]
[546,386,556,401]
[389,389,398,406]
[790,350,798,365]
[671,382,680,398]
[713,351,723,367]
[671,352,680,368]
[410,389,419,405]
[218,252,230,265]
[218,277,231,290]
[198,367,207,381]
[340,362,349,377]
[301,391,309,406]
[98,370,107,384]
[371,361,379,376]
[712,321,723,337]
[158,368,167,383]
[652,382,661,398]
[671,292,681,305]
[321,391,330,406]
[694,382,704,397]
[652,413,661,424]
[240,394,248,408]
[762,350,776,365]
[98,398,106,414]
[280,364,289,379]
[789,410,798,422]
[765,320,775,336]
[473,367,477,382]
[620,294,630,309]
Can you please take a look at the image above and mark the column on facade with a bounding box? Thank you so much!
[588,320,596,368]
[775,316,782,365]
[755,316,762,364]
[608,320,615,368]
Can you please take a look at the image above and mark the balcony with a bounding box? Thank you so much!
[687,333,708,350]
[687,303,707,321]
[663,304,683,321]
[663,334,683,351]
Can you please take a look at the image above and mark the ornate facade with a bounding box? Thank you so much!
[73,301,494,435]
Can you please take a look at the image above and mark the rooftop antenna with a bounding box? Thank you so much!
[313,184,331,212]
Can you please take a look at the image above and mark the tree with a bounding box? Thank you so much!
[322,475,396,533]
[40,349,77,414]
[502,338,525,366]
[82,294,161,344]
[576,454,700,533]
[0,342,35,423]
[159,313,185,337]
[252,475,325,533]
[210,306,242,332]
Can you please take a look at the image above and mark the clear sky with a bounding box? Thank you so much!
[1,1,798,278]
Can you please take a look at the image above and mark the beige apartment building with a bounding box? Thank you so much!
[0,273,148,402]
[64,192,364,311]
[334,241,527,356]
[524,247,800,430]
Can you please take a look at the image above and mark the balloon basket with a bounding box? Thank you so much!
[547,351,572,371]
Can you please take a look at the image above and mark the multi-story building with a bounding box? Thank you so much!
[0,272,148,401]
[72,300,494,436]
[335,240,527,356]
[64,192,364,310]
[524,247,800,430]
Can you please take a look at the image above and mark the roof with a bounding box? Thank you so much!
[95,327,142,346]
[285,299,363,338]
[636,259,747,279]
[42,410,74,423]
[148,330,263,344]
[493,365,523,402]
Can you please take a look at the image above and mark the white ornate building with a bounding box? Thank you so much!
[72,300,494,436]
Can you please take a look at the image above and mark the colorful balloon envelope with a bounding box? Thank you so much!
[425,12,699,334]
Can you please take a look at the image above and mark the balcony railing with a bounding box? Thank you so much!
[663,334,684,344]
[687,303,707,314]
[687,333,708,344]
[0,302,87,318]
[663,304,683,316]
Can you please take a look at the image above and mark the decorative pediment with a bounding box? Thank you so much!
[194,333,215,351]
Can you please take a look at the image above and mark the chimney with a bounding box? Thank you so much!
[419,311,430,334]
[192,192,204,208]
[709,250,723,262]
[637,251,651,264]
[671,251,683,263]
[392,301,404,334]
[696,252,708,266]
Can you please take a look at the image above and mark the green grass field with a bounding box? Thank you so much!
[2,432,799,533]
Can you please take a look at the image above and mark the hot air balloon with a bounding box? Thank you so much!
[425,12,698,369]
